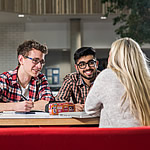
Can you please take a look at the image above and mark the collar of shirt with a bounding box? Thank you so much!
[77,70,100,87]
[77,74,93,88]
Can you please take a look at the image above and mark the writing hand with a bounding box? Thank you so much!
[75,103,84,112]
[15,101,34,112]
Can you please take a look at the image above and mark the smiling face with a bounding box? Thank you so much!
[75,55,98,81]
[18,48,45,78]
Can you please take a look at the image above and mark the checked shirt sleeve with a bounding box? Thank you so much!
[37,74,55,101]
[55,78,73,102]
[0,78,3,100]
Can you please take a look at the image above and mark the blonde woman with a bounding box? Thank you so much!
[85,37,150,127]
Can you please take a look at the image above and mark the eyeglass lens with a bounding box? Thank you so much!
[78,60,96,69]
[32,58,45,65]
[25,56,45,65]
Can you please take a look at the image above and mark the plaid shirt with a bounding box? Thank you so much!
[55,71,100,104]
[0,67,55,102]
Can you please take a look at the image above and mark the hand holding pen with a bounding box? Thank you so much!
[14,95,34,112]
[75,99,85,112]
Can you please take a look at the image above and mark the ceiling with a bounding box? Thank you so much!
[0,11,113,23]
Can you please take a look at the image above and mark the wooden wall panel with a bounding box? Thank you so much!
[0,0,109,15]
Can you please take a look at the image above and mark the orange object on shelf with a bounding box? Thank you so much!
[49,102,75,115]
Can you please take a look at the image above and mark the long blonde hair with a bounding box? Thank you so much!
[108,37,150,126]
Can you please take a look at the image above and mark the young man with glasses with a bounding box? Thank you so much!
[0,40,55,112]
[55,47,100,112]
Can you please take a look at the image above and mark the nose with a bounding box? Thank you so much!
[36,62,42,69]
[85,63,90,69]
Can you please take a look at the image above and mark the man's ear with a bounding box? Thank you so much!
[18,55,24,65]
[74,64,79,73]
[96,60,99,68]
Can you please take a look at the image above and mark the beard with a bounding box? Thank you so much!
[79,69,97,81]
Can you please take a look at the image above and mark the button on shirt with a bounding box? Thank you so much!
[0,67,55,102]
[55,71,100,104]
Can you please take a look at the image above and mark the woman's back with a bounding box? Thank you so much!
[97,69,141,127]
[85,37,150,127]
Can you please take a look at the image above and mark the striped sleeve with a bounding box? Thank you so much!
[55,78,73,102]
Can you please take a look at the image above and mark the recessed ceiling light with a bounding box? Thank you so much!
[100,16,107,20]
[62,49,68,51]
[18,14,25,18]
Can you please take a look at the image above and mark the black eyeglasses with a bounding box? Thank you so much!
[77,59,96,69]
[25,56,45,65]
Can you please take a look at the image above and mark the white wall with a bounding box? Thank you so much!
[24,22,70,49]
[0,23,24,73]
[24,21,119,49]
[82,22,118,48]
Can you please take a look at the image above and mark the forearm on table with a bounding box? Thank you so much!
[0,102,15,112]
[32,100,49,111]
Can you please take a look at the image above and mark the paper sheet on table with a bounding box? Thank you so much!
[0,111,72,118]
[59,112,97,118]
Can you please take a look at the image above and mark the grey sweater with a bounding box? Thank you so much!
[85,69,141,128]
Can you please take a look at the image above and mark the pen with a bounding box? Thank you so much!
[21,95,34,109]
[21,95,28,101]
